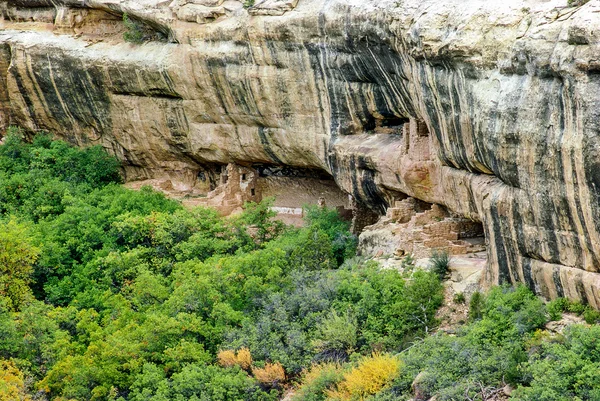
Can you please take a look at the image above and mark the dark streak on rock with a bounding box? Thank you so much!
[489,201,511,284]
[552,265,565,298]
[257,126,283,164]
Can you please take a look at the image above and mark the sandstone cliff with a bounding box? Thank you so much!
[1,0,600,306]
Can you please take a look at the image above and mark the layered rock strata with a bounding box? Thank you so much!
[1,0,600,306]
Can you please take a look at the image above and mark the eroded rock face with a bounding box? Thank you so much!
[1,0,600,306]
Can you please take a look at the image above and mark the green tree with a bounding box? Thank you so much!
[303,205,356,265]
[0,219,39,311]
[236,198,284,248]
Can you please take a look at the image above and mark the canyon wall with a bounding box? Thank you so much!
[1,0,600,306]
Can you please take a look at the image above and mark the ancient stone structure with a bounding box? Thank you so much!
[359,199,485,259]
[179,163,352,220]
[1,0,600,306]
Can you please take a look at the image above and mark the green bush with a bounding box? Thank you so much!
[128,363,276,401]
[583,307,600,324]
[379,284,548,400]
[429,250,450,279]
[452,292,466,305]
[123,13,146,44]
[303,205,357,266]
[512,325,600,401]
[312,311,357,362]
[0,130,122,220]
[547,297,569,321]
[236,197,285,249]
[545,297,599,323]
[469,291,484,321]
[292,363,343,401]
[567,300,586,314]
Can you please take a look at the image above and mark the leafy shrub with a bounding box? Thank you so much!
[326,353,401,400]
[583,307,600,324]
[512,324,600,401]
[453,292,466,304]
[226,265,443,375]
[469,291,484,320]
[395,332,525,401]
[123,13,146,44]
[237,198,285,249]
[546,297,600,323]
[303,205,356,266]
[288,228,336,271]
[466,284,547,345]
[312,310,357,362]
[383,284,548,400]
[429,250,450,279]
[401,254,415,271]
[292,363,343,401]
[0,131,122,220]
[236,347,253,370]
[547,297,569,321]
[129,363,275,401]
[217,349,238,368]
[335,267,444,350]
[567,300,586,314]
[218,348,253,370]
[252,362,286,388]
[0,219,39,311]
[0,360,32,401]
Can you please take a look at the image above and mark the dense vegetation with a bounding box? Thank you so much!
[0,129,442,400]
[1,128,599,401]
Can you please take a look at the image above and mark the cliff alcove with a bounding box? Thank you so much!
[1,0,600,306]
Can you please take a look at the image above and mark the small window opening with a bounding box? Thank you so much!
[242,173,247,181]
[251,188,255,196]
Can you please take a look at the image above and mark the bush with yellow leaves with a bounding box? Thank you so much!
[0,360,32,401]
[217,350,237,368]
[236,347,253,370]
[252,362,286,388]
[217,347,253,371]
[325,353,401,401]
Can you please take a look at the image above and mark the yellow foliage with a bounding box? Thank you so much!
[236,347,253,370]
[217,348,253,370]
[252,362,286,387]
[302,362,342,384]
[217,349,238,368]
[0,360,32,401]
[326,353,401,401]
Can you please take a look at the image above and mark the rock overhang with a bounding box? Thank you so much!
[1,0,600,306]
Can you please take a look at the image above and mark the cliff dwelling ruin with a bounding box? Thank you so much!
[124,117,487,263]
[3,0,600,306]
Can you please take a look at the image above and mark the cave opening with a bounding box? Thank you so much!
[188,162,386,229]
